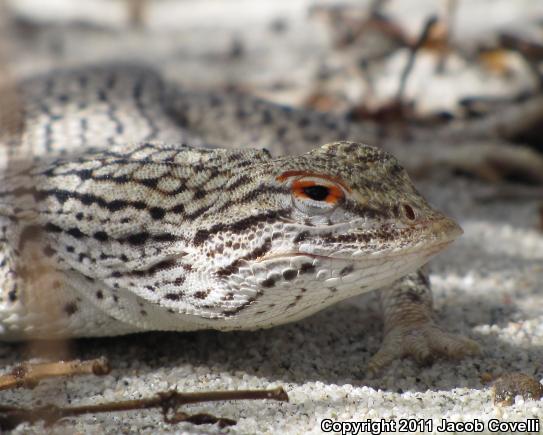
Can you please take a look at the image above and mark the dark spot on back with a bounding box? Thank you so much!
[173,276,185,286]
[193,189,206,200]
[165,293,181,301]
[64,302,78,316]
[149,207,166,220]
[153,233,176,243]
[94,231,109,242]
[126,232,149,245]
[67,227,85,239]
[194,290,209,299]
[193,229,209,246]
[170,204,185,214]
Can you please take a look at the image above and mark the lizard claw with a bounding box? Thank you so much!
[367,321,480,375]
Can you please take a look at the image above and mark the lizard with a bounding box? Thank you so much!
[0,64,479,372]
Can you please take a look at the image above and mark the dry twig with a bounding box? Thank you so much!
[0,358,110,391]
[0,386,288,429]
[396,15,438,102]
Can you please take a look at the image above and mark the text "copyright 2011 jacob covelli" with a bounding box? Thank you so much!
[320,418,540,434]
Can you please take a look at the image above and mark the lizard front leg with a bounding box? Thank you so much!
[368,269,480,373]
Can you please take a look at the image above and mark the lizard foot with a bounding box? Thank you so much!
[367,321,480,375]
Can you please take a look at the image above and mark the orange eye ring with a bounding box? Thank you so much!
[276,170,351,192]
[276,171,347,206]
[292,179,344,204]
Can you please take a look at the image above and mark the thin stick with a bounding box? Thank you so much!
[0,358,110,391]
[0,386,289,429]
[436,0,457,73]
[396,15,438,102]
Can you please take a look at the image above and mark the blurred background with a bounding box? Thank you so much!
[2,0,543,183]
[1,0,542,123]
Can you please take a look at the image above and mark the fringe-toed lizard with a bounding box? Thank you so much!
[0,64,479,372]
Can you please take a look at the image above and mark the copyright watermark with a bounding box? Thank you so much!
[320,418,540,434]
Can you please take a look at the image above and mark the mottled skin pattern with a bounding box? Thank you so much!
[0,64,479,371]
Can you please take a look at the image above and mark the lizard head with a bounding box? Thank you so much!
[269,141,462,258]
[177,141,462,329]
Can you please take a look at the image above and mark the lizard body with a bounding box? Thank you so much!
[0,64,478,369]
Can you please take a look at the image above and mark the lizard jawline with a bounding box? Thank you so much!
[256,240,453,263]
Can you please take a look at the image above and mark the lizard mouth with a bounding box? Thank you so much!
[254,214,462,264]
[257,239,455,263]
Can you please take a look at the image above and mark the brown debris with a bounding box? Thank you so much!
[492,372,543,406]
[499,32,543,64]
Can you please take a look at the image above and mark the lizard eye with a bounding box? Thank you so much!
[301,185,330,201]
[276,171,348,215]
[290,177,345,214]
[293,179,343,204]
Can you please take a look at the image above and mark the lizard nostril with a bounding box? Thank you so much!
[402,204,416,221]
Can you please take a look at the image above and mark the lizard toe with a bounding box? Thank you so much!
[367,321,480,376]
